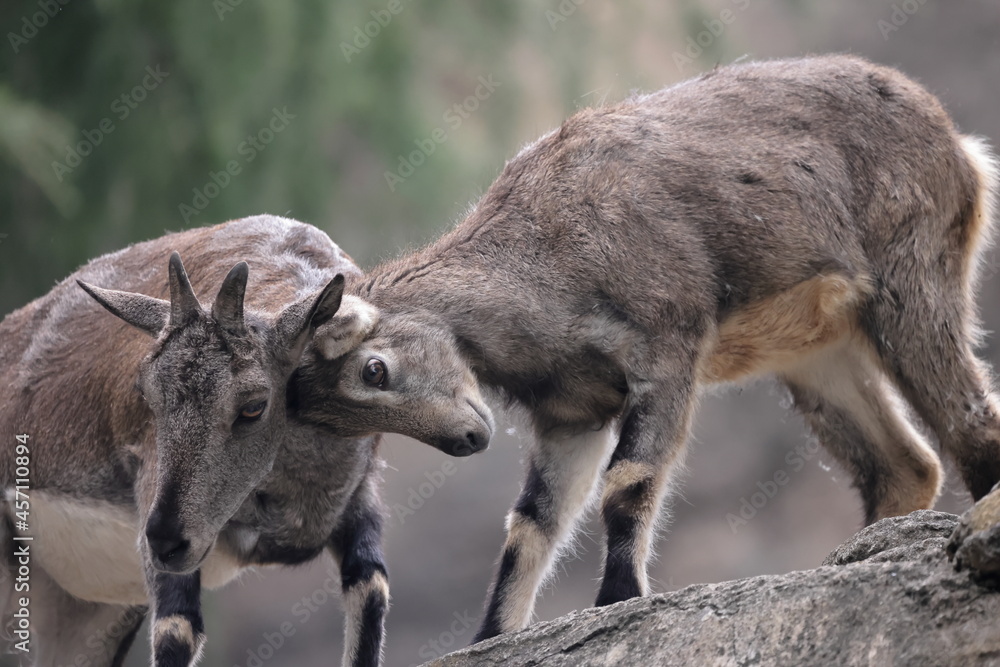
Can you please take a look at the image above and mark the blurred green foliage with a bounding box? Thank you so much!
[1,1,734,316]
[0,1,733,317]
[0,1,520,313]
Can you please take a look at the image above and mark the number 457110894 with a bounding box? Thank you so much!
[13,434,30,532]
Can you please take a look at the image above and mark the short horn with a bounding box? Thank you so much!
[212,261,250,337]
[167,251,201,326]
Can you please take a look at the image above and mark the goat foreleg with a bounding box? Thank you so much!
[148,569,204,667]
[329,470,389,667]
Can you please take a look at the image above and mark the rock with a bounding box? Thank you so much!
[949,484,1000,585]
[425,511,1000,667]
[822,509,958,566]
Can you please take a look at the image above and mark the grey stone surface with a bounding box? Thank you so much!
[822,509,958,566]
[425,512,1000,667]
[949,487,1000,585]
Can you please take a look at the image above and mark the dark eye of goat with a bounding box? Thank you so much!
[362,358,387,388]
[239,400,267,421]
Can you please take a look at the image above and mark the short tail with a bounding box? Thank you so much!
[958,134,998,272]
[956,134,998,346]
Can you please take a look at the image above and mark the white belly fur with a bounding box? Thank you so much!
[5,490,249,606]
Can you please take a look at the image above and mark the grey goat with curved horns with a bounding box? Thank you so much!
[78,251,343,577]
[294,55,1000,643]
[0,217,390,667]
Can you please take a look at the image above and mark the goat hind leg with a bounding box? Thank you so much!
[781,335,942,525]
[864,283,1000,501]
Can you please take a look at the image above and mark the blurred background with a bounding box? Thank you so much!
[1,1,999,665]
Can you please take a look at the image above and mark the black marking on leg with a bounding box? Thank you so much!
[334,508,388,591]
[152,570,203,666]
[110,606,147,667]
[153,570,204,635]
[608,404,646,469]
[154,635,195,667]
[610,478,653,514]
[473,544,519,643]
[512,463,551,528]
[352,588,388,667]
[596,501,642,607]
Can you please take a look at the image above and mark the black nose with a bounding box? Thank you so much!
[145,508,189,566]
[445,430,489,457]
[466,429,489,453]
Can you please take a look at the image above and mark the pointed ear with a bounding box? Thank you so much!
[274,274,347,363]
[313,293,379,361]
[168,251,201,326]
[78,280,170,337]
[212,261,249,337]
[308,274,346,329]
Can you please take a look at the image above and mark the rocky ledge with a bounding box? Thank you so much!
[426,499,1000,667]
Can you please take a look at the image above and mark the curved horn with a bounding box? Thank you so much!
[77,280,170,337]
[212,261,249,337]
[167,251,201,326]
